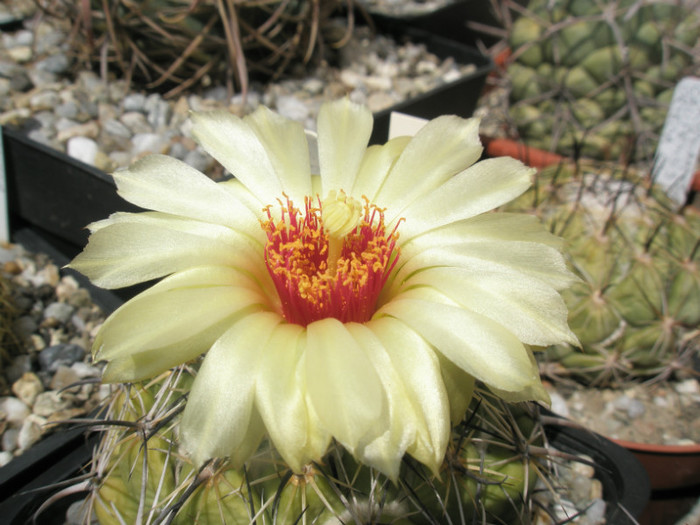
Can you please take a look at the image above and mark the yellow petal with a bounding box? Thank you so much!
[345,323,412,479]
[365,317,451,474]
[245,105,313,202]
[68,212,265,289]
[389,237,576,299]
[376,116,482,223]
[350,136,411,202]
[377,295,542,398]
[190,110,284,203]
[435,351,476,425]
[180,312,282,466]
[305,318,386,456]
[399,157,534,239]
[317,99,373,196]
[401,212,566,252]
[255,323,330,472]
[95,266,271,381]
[112,154,259,232]
[404,266,578,347]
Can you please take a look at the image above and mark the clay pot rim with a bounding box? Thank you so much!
[612,438,700,455]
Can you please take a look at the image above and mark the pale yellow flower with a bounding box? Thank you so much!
[70,99,578,479]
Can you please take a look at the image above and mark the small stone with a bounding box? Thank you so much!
[570,456,595,479]
[120,111,152,134]
[57,120,100,141]
[183,149,210,172]
[8,70,31,92]
[35,53,71,74]
[7,46,32,63]
[50,365,81,391]
[132,133,170,155]
[5,354,32,384]
[17,415,45,451]
[275,95,310,122]
[29,90,61,111]
[71,361,101,379]
[675,379,700,395]
[585,498,606,524]
[0,451,12,467]
[12,315,37,340]
[2,427,19,453]
[32,391,71,418]
[1,397,30,424]
[103,118,132,139]
[12,373,44,406]
[122,92,147,112]
[39,343,86,372]
[67,136,98,165]
[145,94,171,130]
[43,301,75,324]
[66,499,91,525]
[627,399,646,419]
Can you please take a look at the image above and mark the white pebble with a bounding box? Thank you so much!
[67,136,98,165]
[1,397,31,423]
[0,451,13,467]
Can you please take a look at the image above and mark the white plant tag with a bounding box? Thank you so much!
[652,77,700,208]
[0,127,9,243]
[389,112,428,139]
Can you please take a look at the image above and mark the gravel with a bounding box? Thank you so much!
[0,243,109,467]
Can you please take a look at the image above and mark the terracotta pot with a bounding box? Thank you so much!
[612,439,700,491]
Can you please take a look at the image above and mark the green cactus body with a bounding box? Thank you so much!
[503,165,700,386]
[507,0,700,162]
[85,378,552,524]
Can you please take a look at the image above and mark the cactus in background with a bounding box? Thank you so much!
[506,0,700,163]
[504,163,700,386]
[84,370,550,524]
[51,0,351,98]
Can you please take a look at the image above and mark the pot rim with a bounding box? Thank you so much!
[612,438,700,455]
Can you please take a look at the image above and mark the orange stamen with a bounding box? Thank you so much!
[261,195,400,326]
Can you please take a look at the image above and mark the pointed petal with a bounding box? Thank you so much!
[375,116,482,223]
[305,318,386,456]
[245,105,313,201]
[390,236,576,298]
[95,266,272,381]
[435,352,476,425]
[255,323,330,472]
[68,212,265,289]
[345,323,411,479]
[190,110,283,203]
[112,154,260,231]
[404,266,578,347]
[365,317,451,474]
[377,294,543,399]
[399,158,534,239]
[317,99,373,195]
[350,136,410,202]
[180,312,282,465]
[401,212,566,252]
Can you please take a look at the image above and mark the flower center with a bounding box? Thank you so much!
[262,192,400,326]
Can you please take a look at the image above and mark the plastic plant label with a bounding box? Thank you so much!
[389,112,428,139]
[0,126,8,243]
[652,77,700,208]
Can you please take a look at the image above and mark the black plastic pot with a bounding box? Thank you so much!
[543,419,651,524]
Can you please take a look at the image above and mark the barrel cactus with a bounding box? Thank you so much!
[506,0,700,163]
[504,163,700,386]
[85,371,549,524]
